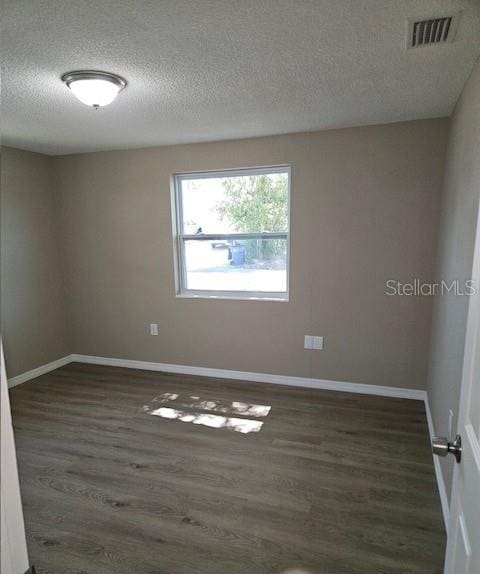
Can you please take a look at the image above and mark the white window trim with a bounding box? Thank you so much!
[171,165,291,301]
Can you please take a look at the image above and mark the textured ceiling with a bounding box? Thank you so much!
[2,0,480,155]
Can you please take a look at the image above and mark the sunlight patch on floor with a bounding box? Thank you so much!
[150,392,271,417]
[141,393,271,433]
[145,406,264,433]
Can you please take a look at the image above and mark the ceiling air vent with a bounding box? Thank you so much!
[407,13,460,48]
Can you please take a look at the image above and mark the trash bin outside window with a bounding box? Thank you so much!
[229,244,246,265]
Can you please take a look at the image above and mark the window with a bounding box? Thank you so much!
[172,166,290,300]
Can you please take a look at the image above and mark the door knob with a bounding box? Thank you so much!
[432,434,462,463]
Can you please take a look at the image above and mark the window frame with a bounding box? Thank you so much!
[171,165,291,301]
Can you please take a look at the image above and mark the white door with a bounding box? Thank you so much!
[441,211,480,573]
[1,341,30,574]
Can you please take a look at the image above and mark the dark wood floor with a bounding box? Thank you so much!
[10,362,445,574]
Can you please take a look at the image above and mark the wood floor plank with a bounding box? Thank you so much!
[10,363,445,573]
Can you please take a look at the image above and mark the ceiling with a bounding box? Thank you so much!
[2,0,480,155]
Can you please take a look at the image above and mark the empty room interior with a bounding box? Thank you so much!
[1,2,480,573]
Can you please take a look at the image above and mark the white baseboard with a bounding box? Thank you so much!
[7,355,74,388]
[8,352,427,401]
[69,353,426,400]
[424,395,450,534]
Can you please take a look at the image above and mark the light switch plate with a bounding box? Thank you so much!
[150,323,159,336]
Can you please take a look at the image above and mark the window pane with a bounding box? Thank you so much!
[180,170,289,235]
[183,237,287,293]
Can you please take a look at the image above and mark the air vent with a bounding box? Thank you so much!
[407,13,460,48]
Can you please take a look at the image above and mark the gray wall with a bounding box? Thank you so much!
[427,59,480,498]
[53,119,447,389]
[1,147,69,377]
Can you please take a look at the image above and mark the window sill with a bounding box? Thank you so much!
[176,292,289,302]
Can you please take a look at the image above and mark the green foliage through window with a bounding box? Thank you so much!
[215,174,288,262]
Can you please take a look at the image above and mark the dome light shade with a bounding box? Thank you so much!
[61,70,127,108]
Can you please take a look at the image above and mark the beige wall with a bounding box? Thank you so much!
[54,119,448,389]
[1,147,69,378]
[427,59,480,498]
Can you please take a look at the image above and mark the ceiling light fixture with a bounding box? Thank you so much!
[61,70,127,109]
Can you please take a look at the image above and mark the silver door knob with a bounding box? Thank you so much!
[432,434,462,463]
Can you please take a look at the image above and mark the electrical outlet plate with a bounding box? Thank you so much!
[304,335,324,350]
[304,335,314,349]
[150,323,159,336]
[313,336,324,350]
